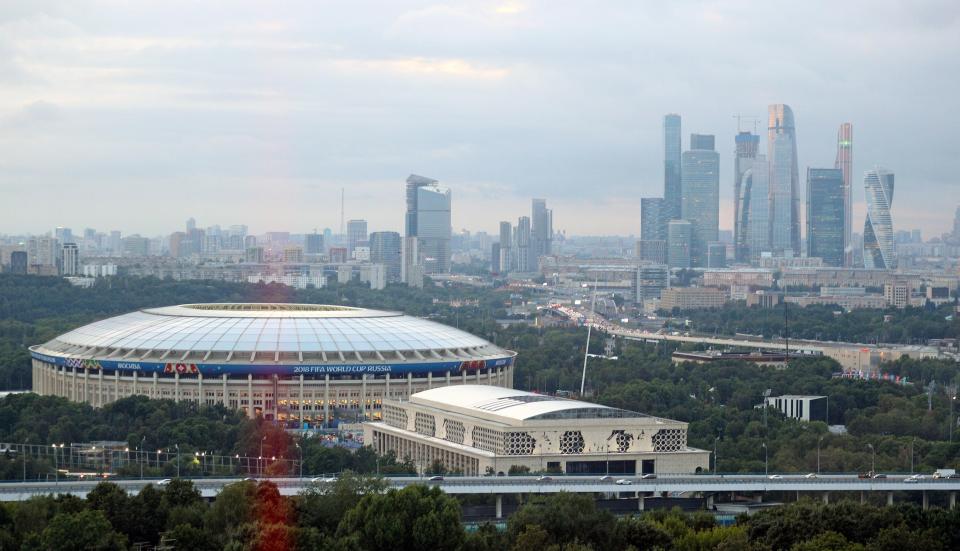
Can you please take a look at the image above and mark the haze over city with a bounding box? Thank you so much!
[1,1,958,237]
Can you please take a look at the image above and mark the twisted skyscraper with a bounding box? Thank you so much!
[862,168,896,269]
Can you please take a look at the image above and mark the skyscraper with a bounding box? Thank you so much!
[304,233,324,255]
[835,123,853,266]
[863,168,896,269]
[61,243,79,276]
[953,206,960,243]
[742,154,771,261]
[806,168,845,267]
[498,221,513,274]
[767,104,801,255]
[405,174,452,274]
[733,131,760,262]
[640,198,665,241]
[347,219,368,254]
[663,114,682,225]
[531,198,553,260]
[369,231,402,282]
[681,134,719,267]
[667,219,692,269]
[515,216,532,272]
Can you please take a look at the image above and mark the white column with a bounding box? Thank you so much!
[222,374,228,407]
[198,373,203,406]
[299,375,305,427]
[361,374,367,418]
[247,374,254,417]
[174,372,180,403]
[323,375,330,427]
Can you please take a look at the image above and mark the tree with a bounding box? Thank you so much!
[36,510,127,551]
[296,472,387,535]
[507,493,616,550]
[336,485,464,551]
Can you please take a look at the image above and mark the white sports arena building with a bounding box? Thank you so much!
[30,303,515,426]
[366,385,709,475]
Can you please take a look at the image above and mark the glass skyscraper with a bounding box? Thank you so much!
[806,168,845,267]
[531,198,553,258]
[863,168,896,269]
[667,219,692,269]
[734,131,760,262]
[681,134,719,267]
[767,104,801,256]
[663,114,682,225]
[405,174,451,274]
[640,197,665,241]
[835,123,853,266]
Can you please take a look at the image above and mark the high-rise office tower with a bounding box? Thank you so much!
[61,243,79,276]
[835,123,853,266]
[370,231,402,282]
[515,216,532,272]
[767,104,801,255]
[498,221,513,274]
[9,251,27,275]
[304,233,324,255]
[741,154,771,261]
[531,198,553,259]
[663,114,683,225]
[54,227,73,246]
[863,168,896,269]
[733,131,760,262]
[640,198,665,241]
[806,168,845,267]
[953,206,960,243]
[667,219,692,269]
[681,134,719,267]
[347,219,368,254]
[490,243,501,274]
[405,174,452,274]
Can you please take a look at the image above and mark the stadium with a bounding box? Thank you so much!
[30,303,516,426]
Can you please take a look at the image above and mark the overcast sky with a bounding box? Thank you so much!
[1,1,958,238]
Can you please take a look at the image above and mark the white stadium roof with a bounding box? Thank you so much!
[35,304,510,364]
[410,385,652,422]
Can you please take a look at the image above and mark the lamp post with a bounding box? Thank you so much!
[139,436,146,480]
[51,444,58,485]
[175,444,180,478]
[713,437,719,475]
[867,443,875,474]
[295,443,302,480]
[910,438,915,474]
[22,438,29,482]
[762,442,768,475]
[260,436,266,477]
[817,436,823,475]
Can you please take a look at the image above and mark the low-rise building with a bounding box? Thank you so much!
[366,385,709,476]
[659,287,727,311]
[764,395,828,423]
[702,269,774,289]
[883,282,910,309]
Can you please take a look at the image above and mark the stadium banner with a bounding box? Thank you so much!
[31,350,514,377]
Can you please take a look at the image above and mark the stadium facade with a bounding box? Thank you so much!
[30,304,515,426]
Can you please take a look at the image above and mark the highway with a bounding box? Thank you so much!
[1,474,959,501]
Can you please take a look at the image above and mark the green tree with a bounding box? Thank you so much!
[35,509,127,551]
[336,485,464,551]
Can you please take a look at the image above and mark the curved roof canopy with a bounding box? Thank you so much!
[411,385,651,422]
[34,303,509,364]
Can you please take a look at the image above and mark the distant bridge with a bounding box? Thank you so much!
[2,474,958,512]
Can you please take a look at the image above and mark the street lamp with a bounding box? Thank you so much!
[22,437,29,482]
[867,443,875,474]
[817,436,824,475]
[139,436,146,480]
[910,438,915,474]
[295,443,302,479]
[260,436,266,477]
[713,437,720,475]
[51,444,58,484]
[175,444,180,478]
[762,442,768,475]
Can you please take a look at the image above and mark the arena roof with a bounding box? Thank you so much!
[410,385,651,422]
[33,304,511,366]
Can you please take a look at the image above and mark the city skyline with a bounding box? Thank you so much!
[1,2,958,237]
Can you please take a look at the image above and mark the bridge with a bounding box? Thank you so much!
[2,474,958,513]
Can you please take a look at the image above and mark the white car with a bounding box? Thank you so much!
[804,473,817,479]
[157,479,172,486]
[599,475,613,481]
[768,474,783,480]
[615,479,632,485]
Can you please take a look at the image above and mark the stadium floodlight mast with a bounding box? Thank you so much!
[579,277,599,396]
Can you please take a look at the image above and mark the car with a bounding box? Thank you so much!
[768,474,783,480]
[615,479,632,485]
[641,474,657,480]
[310,477,336,484]
[157,479,172,486]
[242,477,257,482]
[537,475,553,482]
[905,476,919,483]
[872,473,887,479]
[599,475,613,481]
[804,473,817,479]
[428,475,444,481]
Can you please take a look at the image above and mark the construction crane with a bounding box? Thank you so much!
[733,114,760,133]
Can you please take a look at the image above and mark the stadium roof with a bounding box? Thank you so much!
[35,303,510,364]
[410,385,651,422]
